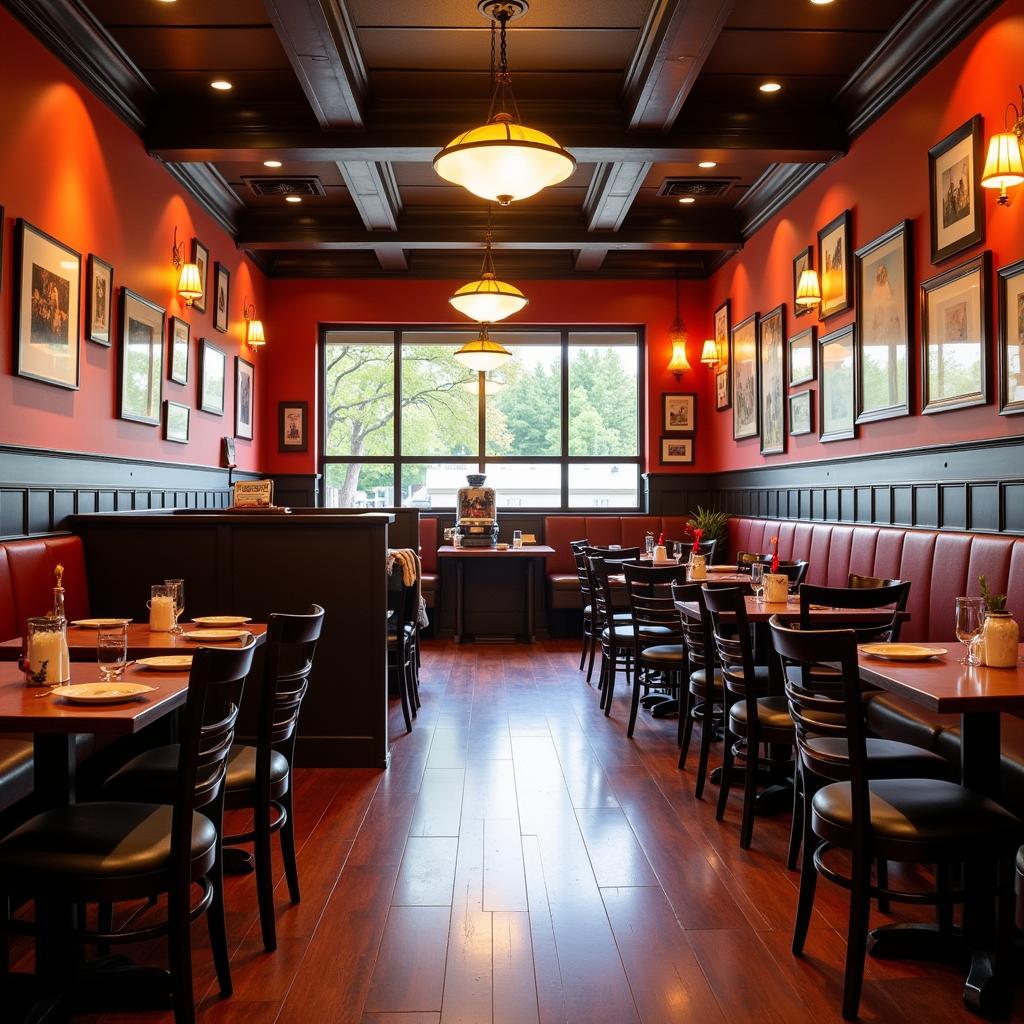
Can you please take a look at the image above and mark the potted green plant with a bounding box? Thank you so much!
[978,575,1019,668]
[687,506,730,559]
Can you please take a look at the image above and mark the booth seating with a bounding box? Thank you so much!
[727,517,1024,812]
[419,516,439,609]
[0,535,92,816]
[544,516,691,608]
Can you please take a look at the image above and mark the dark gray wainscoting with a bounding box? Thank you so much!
[269,473,321,508]
[0,445,259,540]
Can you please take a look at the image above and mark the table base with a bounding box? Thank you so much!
[707,766,794,816]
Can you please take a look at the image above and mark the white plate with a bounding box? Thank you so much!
[70,618,133,629]
[137,655,194,671]
[190,616,252,627]
[181,629,250,642]
[860,644,947,662]
[50,681,156,704]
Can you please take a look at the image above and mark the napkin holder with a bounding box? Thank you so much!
[764,573,789,603]
[687,554,707,581]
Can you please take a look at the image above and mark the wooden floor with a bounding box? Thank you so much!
[57,637,1024,1023]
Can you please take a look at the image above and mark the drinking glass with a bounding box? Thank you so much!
[645,534,655,558]
[165,578,185,634]
[954,596,984,665]
[512,530,523,549]
[672,541,683,562]
[97,623,128,681]
[750,563,765,604]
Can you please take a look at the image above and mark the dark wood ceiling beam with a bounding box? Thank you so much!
[583,162,651,232]
[374,248,409,271]
[574,249,610,272]
[336,160,403,231]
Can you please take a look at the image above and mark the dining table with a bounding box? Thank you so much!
[856,642,1024,1015]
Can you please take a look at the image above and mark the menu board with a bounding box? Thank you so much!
[232,480,274,508]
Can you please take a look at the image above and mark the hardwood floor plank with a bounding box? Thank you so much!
[365,906,452,1013]
[393,837,460,907]
[361,1015,442,1024]
[409,769,466,838]
[576,808,658,888]
[461,758,519,822]
[492,911,540,1024]
[427,726,471,770]
[522,835,567,1024]
[483,818,528,912]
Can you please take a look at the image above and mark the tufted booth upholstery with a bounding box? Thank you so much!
[728,517,1024,816]
[545,516,691,608]
[418,516,438,609]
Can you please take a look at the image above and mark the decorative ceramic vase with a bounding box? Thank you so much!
[688,554,707,581]
[763,573,789,604]
[980,611,1019,668]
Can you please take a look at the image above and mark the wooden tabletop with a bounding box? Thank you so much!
[675,594,906,625]
[857,643,1024,714]
[0,622,268,662]
[437,545,555,557]
[611,569,750,586]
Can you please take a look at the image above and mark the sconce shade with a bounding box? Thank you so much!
[246,319,266,349]
[795,268,822,307]
[453,330,513,372]
[667,338,691,378]
[982,132,1024,201]
[449,273,528,323]
[177,262,203,305]
[700,339,719,365]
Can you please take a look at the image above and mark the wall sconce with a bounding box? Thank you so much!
[699,339,719,367]
[982,87,1024,205]
[243,297,266,351]
[172,227,203,307]
[667,271,691,381]
[795,268,822,310]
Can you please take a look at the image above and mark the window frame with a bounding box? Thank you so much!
[318,323,645,512]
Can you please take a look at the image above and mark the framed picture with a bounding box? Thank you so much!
[235,356,255,440]
[929,115,984,264]
[789,390,814,436]
[713,299,731,410]
[997,257,1024,415]
[214,262,230,333]
[163,400,190,444]
[731,312,759,440]
[817,210,852,319]
[921,251,990,414]
[191,238,210,314]
[819,324,856,442]
[118,288,165,426]
[0,206,4,289]
[86,255,113,347]
[168,316,190,385]
[855,220,912,423]
[13,220,81,390]
[199,338,226,415]
[788,327,816,387]
[279,400,309,452]
[662,392,697,433]
[758,304,786,456]
[660,436,694,464]
[793,245,814,318]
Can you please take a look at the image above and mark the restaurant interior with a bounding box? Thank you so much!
[0,0,1023,1021]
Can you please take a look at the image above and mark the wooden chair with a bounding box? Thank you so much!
[388,575,420,733]
[587,555,635,714]
[0,641,256,1024]
[667,538,718,563]
[769,617,1022,1021]
[573,548,598,679]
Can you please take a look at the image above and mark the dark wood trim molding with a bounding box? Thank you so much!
[735,163,831,239]
[160,161,246,237]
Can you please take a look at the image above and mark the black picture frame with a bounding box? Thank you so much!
[662,392,697,433]
[997,257,1024,416]
[214,262,230,333]
[788,326,817,386]
[199,338,226,415]
[792,245,815,318]
[731,312,759,441]
[713,299,731,410]
[163,400,190,444]
[168,315,190,385]
[85,255,114,347]
[118,288,165,426]
[659,436,694,464]
[758,303,786,457]
[855,219,913,424]
[788,390,814,436]
[13,219,82,390]
[921,251,990,414]
[817,209,853,319]
[928,115,985,265]
[818,323,857,443]
[191,238,210,314]
[235,355,255,440]
[279,400,309,452]
[0,205,4,292]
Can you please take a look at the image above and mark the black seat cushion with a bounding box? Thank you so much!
[729,694,797,734]
[601,624,673,643]
[105,744,289,803]
[804,737,951,780]
[639,644,684,666]
[812,778,1023,855]
[583,606,630,622]
[0,802,216,881]
[0,738,34,811]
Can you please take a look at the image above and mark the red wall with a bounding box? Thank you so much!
[707,0,1024,472]
[262,277,710,476]
[0,8,267,472]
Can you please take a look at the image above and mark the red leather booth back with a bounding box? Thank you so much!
[0,535,90,640]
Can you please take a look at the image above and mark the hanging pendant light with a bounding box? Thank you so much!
[667,272,691,381]
[450,205,528,323]
[453,325,513,373]
[434,2,575,205]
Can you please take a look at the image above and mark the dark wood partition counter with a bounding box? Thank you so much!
[68,510,394,768]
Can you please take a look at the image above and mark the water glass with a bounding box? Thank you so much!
[97,623,128,681]
[750,563,765,603]
[512,530,523,549]
[645,533,655,558]
[954,596,985,665]
[165,578,185,634]
[672,541,684,562]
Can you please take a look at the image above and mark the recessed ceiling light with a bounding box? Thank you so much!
[759,81,782,93]
[810,0,834,5]
[679,196,696,204]
[263,160,283,168]
[285,195,302,203]
[210,79,232,91]
[698,160,717,169]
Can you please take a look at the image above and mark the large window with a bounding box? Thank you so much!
[320,326,643,511]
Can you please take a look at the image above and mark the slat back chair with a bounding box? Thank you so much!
[573,547,597,678]
[587,554,635,714]
[736,551,772,572]
[387,575,420,732]
[668,538,718,562]
[799,581,910,644]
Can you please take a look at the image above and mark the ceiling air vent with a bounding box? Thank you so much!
[243,176,326,198]
[657,177,737,199]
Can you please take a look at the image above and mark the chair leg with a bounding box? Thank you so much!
[792,772,819,956]
[280,786,301,904]
[694,696,716,800]
[678,689,695,768]
[716,725,735,821]
[936,862,953,935]
[206,851,233,997]
[787,762,804,871]
[579,619,589,670]
[841,851,872,1021]
[992,853,1018,1017]
[585,631,597,683]
[255,800,278,953]
[875,859,890,914]
[97,902,114,956]
[167,884,197,1024]
[627,661,643,738]
[739,734,759,849]
[398,651,413,734]
[603,653,617,716]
